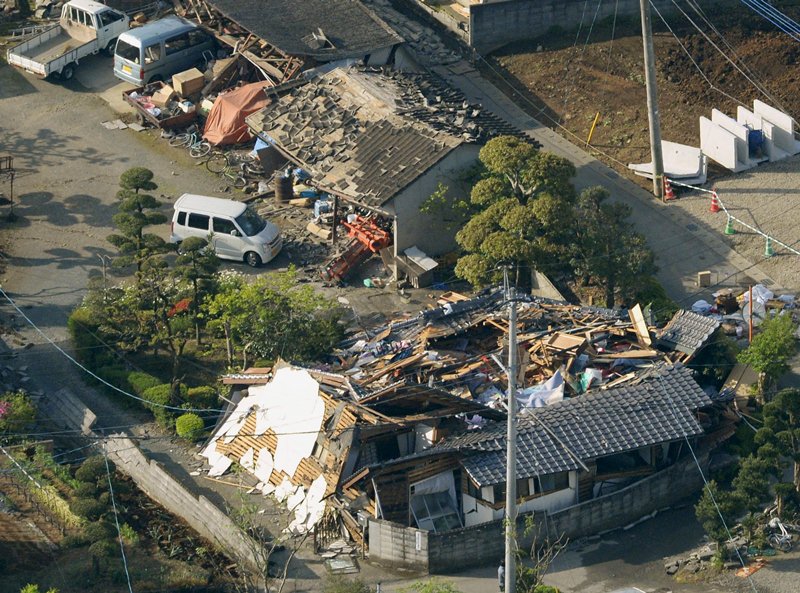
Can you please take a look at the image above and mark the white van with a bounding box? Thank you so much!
[170,194,282,267]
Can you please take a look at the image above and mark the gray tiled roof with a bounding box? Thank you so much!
[435,365,711,486]
[657,309,720,356]
[208,0,403,60]
[246,66,520,208]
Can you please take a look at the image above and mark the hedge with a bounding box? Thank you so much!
[175,413,205,441]
[185,386,218,409]
[127,371,161,396]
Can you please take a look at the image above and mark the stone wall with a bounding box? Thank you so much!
[369,450,708,572]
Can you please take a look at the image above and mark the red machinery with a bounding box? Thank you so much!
[321,216,392,282]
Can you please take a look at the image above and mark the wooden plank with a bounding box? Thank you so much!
[628,304,652,346]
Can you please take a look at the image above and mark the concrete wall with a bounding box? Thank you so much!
[369,450,708,572]
[369,519,429,571]
[391,143,480,258]
[467,0,724,53]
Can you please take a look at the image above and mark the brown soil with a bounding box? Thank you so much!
[488,9,800,176]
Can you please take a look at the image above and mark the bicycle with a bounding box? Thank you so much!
[767,517,793,552]
[168,126,211,158]
[205,151,263,188]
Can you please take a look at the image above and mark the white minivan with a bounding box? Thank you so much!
[170,194,282,267]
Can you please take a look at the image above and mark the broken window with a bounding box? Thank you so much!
[410,491,462,533]
[144,44,161,65]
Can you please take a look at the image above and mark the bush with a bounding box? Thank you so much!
[175,413,205,441]
[75,455,112,485]
[70,498,106,522]
[185,386,218,409]
[142,384,176,427]
[84,521,115,543]
[0,390,36,435]
[323,575,371,593]
[61,533,89,548]
[119,522,139,546]
[68,306,105,366]
[127,371,161,396]
[74,482,98,498]
[88,539,117,559]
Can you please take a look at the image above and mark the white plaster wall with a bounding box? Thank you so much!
[462,493,498,527]
[390,144,480,257]
[462,486,576,527]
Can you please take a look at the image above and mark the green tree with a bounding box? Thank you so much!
[755,388,800,493]
[0,390,36,435]
[174,236,219,344]
[205,269,342,368]
[695,480,741,545]
[732,455,773,514]
[738,314,798,396]
[106,167,169,276]
[689,332,739,387]
[572,186,657,308]
[419,182,472,232]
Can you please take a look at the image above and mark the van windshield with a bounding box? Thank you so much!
[235,207,267,237]
[115,39,140,63]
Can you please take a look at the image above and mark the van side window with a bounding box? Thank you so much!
[187,29,209,47]
[187,213,210,230]
[176,211,187,225]
[213,217,236,234]
[165,32,191,55]
[144,44,161,64]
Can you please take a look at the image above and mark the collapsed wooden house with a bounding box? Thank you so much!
[202,290,731,548]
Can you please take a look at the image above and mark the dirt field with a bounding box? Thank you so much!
[490,9,800,170]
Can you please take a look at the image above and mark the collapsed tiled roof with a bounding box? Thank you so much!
[246,66,521,208]
[657,309,721,356]
[434,364,711,486]
[207,0,403,60]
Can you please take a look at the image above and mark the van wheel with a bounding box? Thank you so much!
[244,252,262,268]
[105,39,117,56]
[60,64,75,81]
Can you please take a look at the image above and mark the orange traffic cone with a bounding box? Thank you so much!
[710,189,720,213]
[663,177,676,201]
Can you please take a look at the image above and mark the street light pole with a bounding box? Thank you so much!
[639,0,665,200]
[504,283,518,593]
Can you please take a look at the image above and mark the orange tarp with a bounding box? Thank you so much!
[203,82,268,146]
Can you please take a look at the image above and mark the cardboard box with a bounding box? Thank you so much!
[171,68,205,98]
[151,84,177,108]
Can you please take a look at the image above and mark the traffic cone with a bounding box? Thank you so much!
[765,237,774,257]
[663,177,676,201]
[709,189,720,213]
[724,216,736,235]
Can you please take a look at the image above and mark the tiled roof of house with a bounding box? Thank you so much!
[657,309,720,356]
[208,0,403,60]
[246,66,520,208]
[435,364,711,486]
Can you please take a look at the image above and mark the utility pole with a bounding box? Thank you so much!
[639,0,665,200]
[504,276,518,593]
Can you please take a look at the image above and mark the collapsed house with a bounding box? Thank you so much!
[201,290,735,566]
[244,65,523,262]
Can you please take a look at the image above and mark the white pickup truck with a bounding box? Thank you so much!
[6,0,130,80]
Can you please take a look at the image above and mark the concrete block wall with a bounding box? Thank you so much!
[368,520,429,571]
[371,451,708,572]
[105,436,265,573]
[467,0,728,53]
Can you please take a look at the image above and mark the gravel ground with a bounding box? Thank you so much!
[654,158,800,295]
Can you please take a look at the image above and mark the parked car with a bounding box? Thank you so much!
[6,0,130,80]
[170,194,282,267]
[113,16,216,85]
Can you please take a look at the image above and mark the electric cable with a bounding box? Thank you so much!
[104,442,135,593]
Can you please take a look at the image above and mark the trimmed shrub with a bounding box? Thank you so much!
[175,413,205,441]
[185,386,218,409]
[96,366,132,391]
[61,532,89,548]
[143,383,187,427]
[68,306,105,366]
[75,456,112,484]
[88,539,117,559]
[84,521,115,543]
[70,498,106,521]
[127,371,161,396]
[74,482,98,498]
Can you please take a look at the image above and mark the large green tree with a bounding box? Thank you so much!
[695,480,741,545]
[106,167,170,277]
[174,237,219,344]
[738,313,797,396]
[572,186,657,308]
[756,388,800,493]
[454,136,577,287]
[204,269,343,368]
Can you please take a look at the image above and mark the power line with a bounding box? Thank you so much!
[104,442,135,593]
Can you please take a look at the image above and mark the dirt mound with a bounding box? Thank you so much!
[490,10,800,175]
